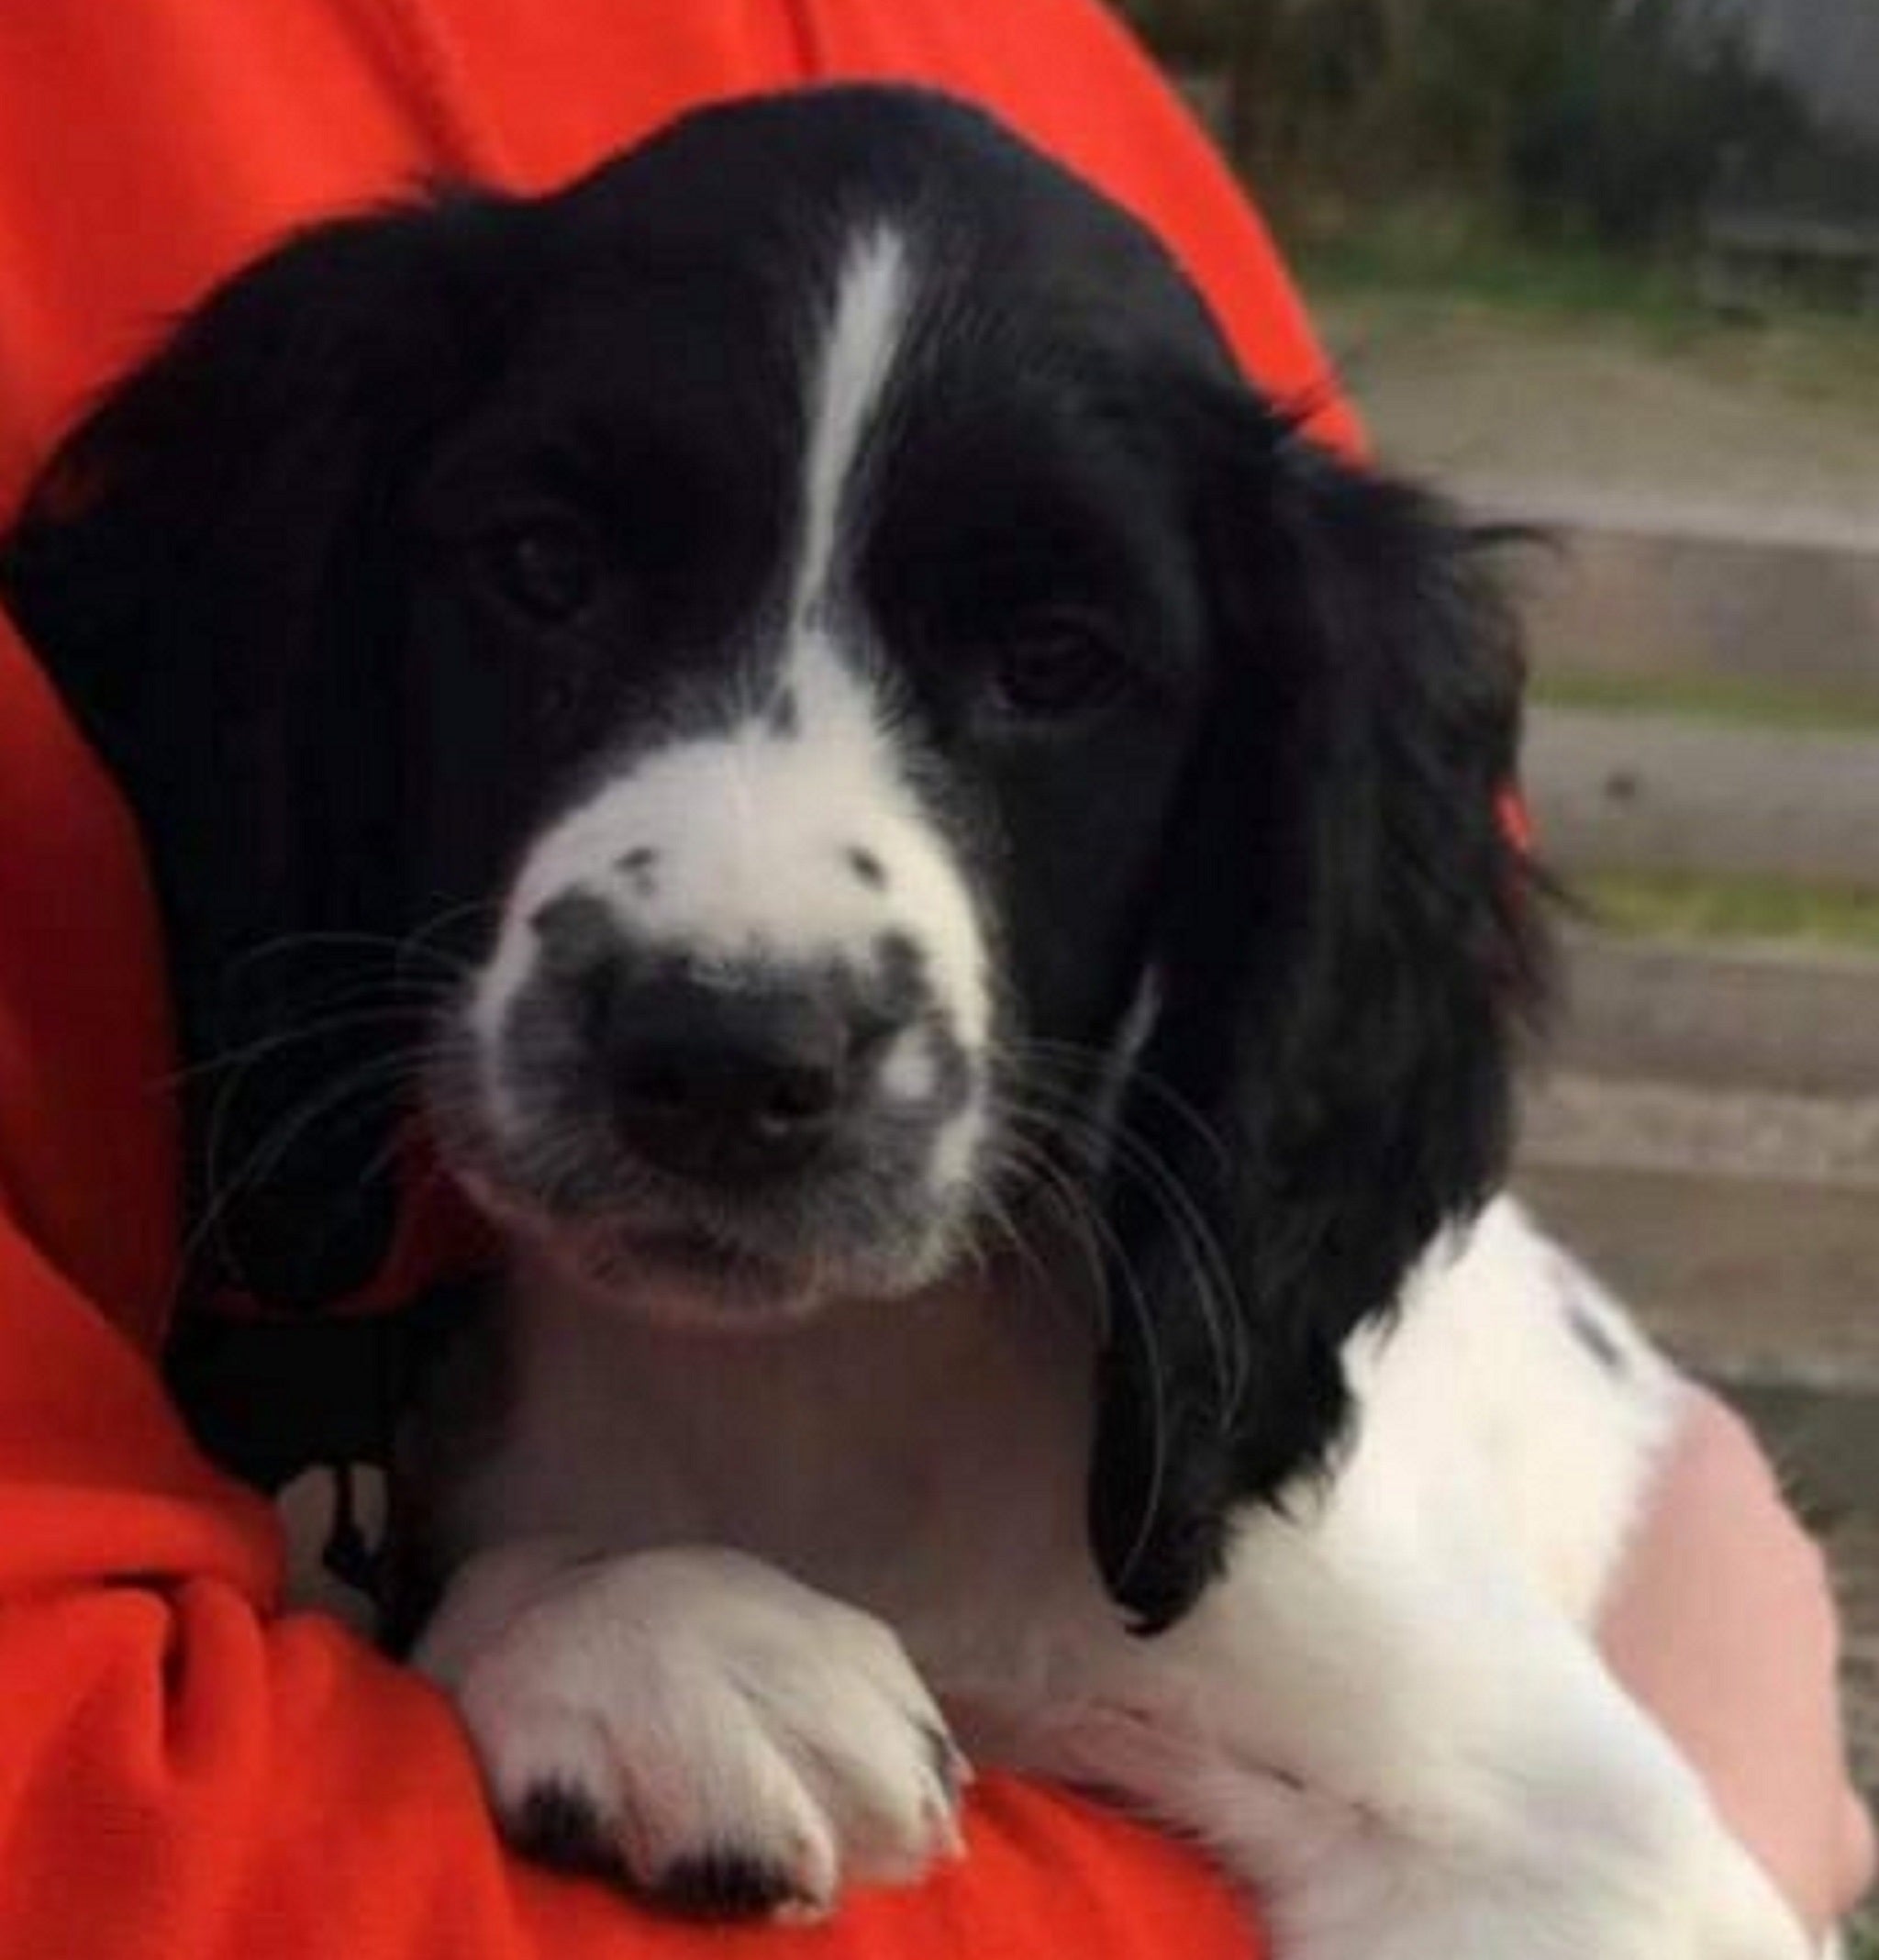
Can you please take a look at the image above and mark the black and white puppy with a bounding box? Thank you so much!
[4,86,1810,1960]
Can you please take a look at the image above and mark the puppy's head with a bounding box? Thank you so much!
[3,86,1542,1626]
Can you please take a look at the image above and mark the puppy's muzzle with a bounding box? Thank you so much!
[530,894,906,1189]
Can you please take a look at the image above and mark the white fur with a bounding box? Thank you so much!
[788,227,908,628]
[415,1197,1810,1957]
[879,1030,940,1103]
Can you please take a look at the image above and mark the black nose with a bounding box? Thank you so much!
[598,973,852,1182]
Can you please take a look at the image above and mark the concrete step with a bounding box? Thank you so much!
[1527,707,1879,890]
[1516,1071,1879,1518]
[1515,1157,1879,1398]
[1525,1067,1879,1187]
[1508,503,1879,714]
[1550,930,1879,1097]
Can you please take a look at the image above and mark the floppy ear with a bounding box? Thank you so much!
[1088,396,1548,1631]
[1,191,518,1309]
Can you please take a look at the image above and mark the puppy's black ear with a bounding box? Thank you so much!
[1,192,518,1309]
[1089,396,1547,1630]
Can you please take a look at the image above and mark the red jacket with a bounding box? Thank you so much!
[0,6,1357,1954]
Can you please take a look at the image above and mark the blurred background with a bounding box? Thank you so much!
[1113,0,1879,1870]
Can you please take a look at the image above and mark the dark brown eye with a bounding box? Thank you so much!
[485,520,601,625]
[990,611,1127,720]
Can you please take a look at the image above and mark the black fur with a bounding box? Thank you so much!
[0,84,1545,1631]
[653,1850,812,1919]
[1088,396,1544,1628]
[508,1787,828,1918]
[2,192,526,1307]
[507,1783,625,1881]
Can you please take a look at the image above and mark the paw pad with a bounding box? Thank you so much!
[656,1848,815,1919]
[508,1783,623,1881]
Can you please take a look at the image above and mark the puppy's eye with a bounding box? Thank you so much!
[988,611,1127,721]
[484,520,601,625]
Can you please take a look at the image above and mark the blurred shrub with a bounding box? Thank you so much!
[1507,0,1807,245]
[1113,0,1859,249]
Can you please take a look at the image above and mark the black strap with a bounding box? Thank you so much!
[322,1458,384,1598]
[163,1281,477,1496]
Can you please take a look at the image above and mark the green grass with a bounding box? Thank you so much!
[1289,205,1707,336]
[1286,202,1879,386]
[1851,1909,1877,1960]
[1533,667,1879,737]
[1580,868,1879,954]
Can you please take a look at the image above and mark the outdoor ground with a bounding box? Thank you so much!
[1300,239,1879,541]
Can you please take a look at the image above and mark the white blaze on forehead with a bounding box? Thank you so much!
[788,226,911,629]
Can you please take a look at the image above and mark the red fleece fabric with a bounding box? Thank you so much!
[0,3,1362,1953]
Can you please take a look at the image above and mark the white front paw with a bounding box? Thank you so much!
[415,1543,969,1918]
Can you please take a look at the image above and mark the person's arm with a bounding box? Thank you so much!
[1599,1389,1876,1938]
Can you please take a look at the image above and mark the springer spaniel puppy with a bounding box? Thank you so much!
[4,86,1811,1960]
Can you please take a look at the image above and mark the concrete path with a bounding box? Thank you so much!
[1314,295,1879,544]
